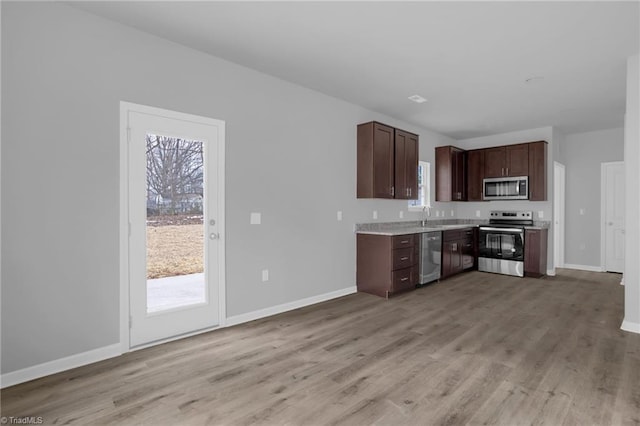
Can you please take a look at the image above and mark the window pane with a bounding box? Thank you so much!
[146,134,206,313]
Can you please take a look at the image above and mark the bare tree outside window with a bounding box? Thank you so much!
[146,134,204,279]
[146,134,204,216]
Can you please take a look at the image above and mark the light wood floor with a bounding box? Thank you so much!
[2,269,639,425]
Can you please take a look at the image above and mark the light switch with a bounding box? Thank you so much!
[261,269,269,282]
[250,212,261,225]
[399,211,404,219]
[475,210,481,218]
[450,210,454,217]
[337,211,343,221]
[579,208,585,216]
[538,211,544,219]
[373,210,378,219]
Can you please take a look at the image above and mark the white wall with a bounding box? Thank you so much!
[623,54,640,333]
[562,128,624,268]
[0,2,456,375]
[454,127,555,270]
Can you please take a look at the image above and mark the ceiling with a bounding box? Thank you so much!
[70,1,639,140]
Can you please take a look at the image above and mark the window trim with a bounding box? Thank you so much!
[408,161,431,211]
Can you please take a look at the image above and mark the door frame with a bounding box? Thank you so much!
[553,161,565,271]
[600,161,624,274]
[119,101,226,353]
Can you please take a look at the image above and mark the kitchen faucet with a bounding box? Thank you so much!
[421,206,431,227]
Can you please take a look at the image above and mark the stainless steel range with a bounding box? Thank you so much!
[478,211,533,277]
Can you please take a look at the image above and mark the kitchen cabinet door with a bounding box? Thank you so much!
[484,144,529,177]
[484,147,506,178]
[395,129,419,200]
[435,145,467,201]
[506,144,529,176]
[528,141,547,201]
[525,228,548,277]
[357,122,395,198]
[467,149,485,201]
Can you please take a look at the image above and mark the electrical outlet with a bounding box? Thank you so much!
[579,208,585,215]
[262,269,269,282]
[337,211,342,221]
[538,211,544,219]
[250,212,261,225]
[579,244,586,251]
[450,210,454,217]
[475,210,481,218]
[399,211,404,219]
[435,211,440,217]
[373,210,378,219]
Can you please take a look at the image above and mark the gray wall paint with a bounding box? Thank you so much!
[1,3,456,373]
[453,127,556,270]
[563,128,624,267]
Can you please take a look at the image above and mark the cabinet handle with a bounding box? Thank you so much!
[400,257,409,261]
[400,240,409,244]
[400,277,409,282]
[408,188,411,197]
[506,167,509,176]
[501,167,504,176]
[391,186,395,197]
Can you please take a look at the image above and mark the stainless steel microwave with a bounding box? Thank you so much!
[483,176,528,200]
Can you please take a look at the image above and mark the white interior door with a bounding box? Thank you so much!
[125,103,225,348]
[554,162,566,270]
[603,162,625,273]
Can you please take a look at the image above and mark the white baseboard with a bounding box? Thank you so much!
[1,343,122,389]
[226,286,357,327]
[562,263,605,272]
[621,319,640,334]
[2,287,357,388]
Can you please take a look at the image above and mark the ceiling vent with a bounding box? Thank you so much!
[408,94,428,103]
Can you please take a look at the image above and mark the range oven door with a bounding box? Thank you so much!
[478,227,525,261]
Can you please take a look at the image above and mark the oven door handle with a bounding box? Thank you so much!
[480,227,524,233]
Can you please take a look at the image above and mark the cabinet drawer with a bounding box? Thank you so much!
[393,247,414,270]
[444,228,474,242]
[392,267,415,292]
[392,234,415,249]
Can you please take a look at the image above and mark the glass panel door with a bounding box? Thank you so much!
[125,103,225,348]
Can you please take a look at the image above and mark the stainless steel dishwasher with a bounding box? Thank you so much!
[419,231,442,284]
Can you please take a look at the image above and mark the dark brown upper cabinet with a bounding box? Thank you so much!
[436,140,548,202]
[528,141,547,201]
[357,121,418,200]
[435,146,467,202]
[466,149,485,201]
[484,143,529,178]
[394,129,419,199]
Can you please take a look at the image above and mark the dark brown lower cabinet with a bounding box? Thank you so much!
[442,228,476,279]
[356,233,419,298]
[525,228,548,277]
